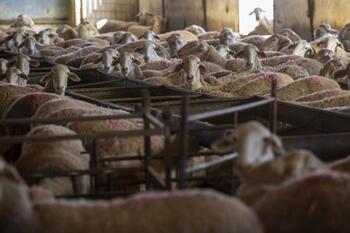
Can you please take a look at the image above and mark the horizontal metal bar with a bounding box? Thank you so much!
[188,98,275,122]
[145,113,164,129]
[0,128,163,144]
[0,113,141,126]
[185,153,237,175]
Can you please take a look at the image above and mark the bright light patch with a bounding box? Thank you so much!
[96,18,108,29]
[239,0,274,34]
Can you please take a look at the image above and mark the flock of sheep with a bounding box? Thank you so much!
[1,9,350,233]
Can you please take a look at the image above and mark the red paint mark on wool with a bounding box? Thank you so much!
[263,73,277,81]
[107,119,120,128]
[26,94,41,102]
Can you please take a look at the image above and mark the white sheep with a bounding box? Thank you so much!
[40,64,81,96]
[15,125,90,196]
[3,66,28,87]
[295,88,348,102]
[0,160,263,233]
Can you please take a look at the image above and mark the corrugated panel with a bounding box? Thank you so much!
[206,0,238,31]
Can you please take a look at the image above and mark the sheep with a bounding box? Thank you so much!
[40,64,81,96]
[278,28,302,43]
[113,32,137,45]
[37,29,59,46]
[262,34,293,51]
[240,35,266,50]
[3,66,28,87]
[0,161,263,233]
[0,85,39,117]
[10,14,35,28]
[262,63,310,80]
[10,54,40,76]
[185,25,206,36]
[311,35,344,53]
[280,40,315,57]
[0,58,8,78]
[218,28,240,45]
[300,94,350,109]
[254,171,350,233]
[56,25,78,40]
[198,31,220,40]
[166,33,188,58]
[134,41,165,63]
[314,23,338,39]
[281,58,323,75]
[139,30,160,41]
[32,98,95,122]
[319,58,345,79]
[314,48,336,64]
[276,76,341,101]
[111,52,143,79]
[127,25,154,38]
[261,54,301,67]
[248,8,273,35]
[220,72,268,93]
[225,44,266,72]
[15,125,90,196]
[54,46,101,65]
[158,30,198,42]
[295,88,348,102]
[76,21,99,39]
[334,63,350,84]
[231,72,294,97]
[135,12,165,34]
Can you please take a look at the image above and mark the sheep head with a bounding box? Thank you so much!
[167,33,187,58]
[140,30,159,42]
[249,8,266,21]
[41,64,81,96]
[0,58,8,76]
[182,55,207,91]
[113,52,141,78]
[185,25,206,36]
[4,66,28,86]
[235,44,266,70]
[18,36,38,56]
[113,32,136,45]
[314,49,336,64]
[135,41,160,63]
[219,27,240,45]
[317,36,344,53]
[211,121,284,174]
[101,49,119,73]
[291,40,315,57]
[278,28,301,43]
[263,34,293,51]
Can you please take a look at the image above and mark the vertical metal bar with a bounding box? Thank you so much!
[142,90,152,190]
[162,106,172,190]
[70,176,78,194]
[90,139,98,194]
[179,94,189,189]
[270,79,278,134]
[233,112,238,129]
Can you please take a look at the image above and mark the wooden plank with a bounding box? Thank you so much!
[206,0,239,31]
[313,0,350,30]
[165,0,205,31]
[274,0,311,40]
[138,0,163,16]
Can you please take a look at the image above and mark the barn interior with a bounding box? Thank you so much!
[1,1,350,233]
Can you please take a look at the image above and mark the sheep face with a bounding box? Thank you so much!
[315,49,335,64]
[235,45,265,70]
[142,30,159,42]
[140,42,160,63]
[19,36,37,56]
[12,30,26,48]
[38,30,54,46]
[211,121,283,174]
[167,33,187,58]
[114,52,141,78]
[41,64,81,96]
[114,32,136,45]
[318,36,344,53]
[5,66,28,86]
[102,49,119,73]
[182,55,205,90]
[0,59,8,76]
[292,40,315,57]
[10,54,40,76]
[219,28,240,45]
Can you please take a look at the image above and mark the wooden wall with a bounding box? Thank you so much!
[138,0,239,31]
[275,0,350,41]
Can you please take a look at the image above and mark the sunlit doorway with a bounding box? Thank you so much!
[239,0,274,34]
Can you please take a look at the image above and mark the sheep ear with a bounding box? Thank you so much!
[132,58,142,65]
[199,63,208,73]
[112,57,120,66]
[334,69,347,79]
[154,35,160,40]
[134,46,143,53]
[234,50,244,58]
[337,41,345,49]
[18,73,28,80]
[40,71,53,83]
[211,134,236,154]
[30,59,40,67]
[258,50,267,58]
[173,62,184,72]
[249,11,255,15]
[68,72,81,82]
